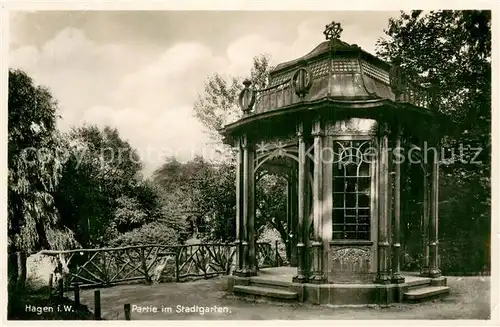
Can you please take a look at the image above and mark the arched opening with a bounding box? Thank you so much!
[253,147,313,267]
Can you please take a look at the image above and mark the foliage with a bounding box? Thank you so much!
[256,174,288,242]
[377,10,491,273]
[53,131,113,247]
[200,161,237,241]
[153,153,293,248]
[194,54,274,143]
[153,156,235,242]
[109,196,148,234]
[53,124,178,248]
[8,69,181,295]
[108,222,179,247]
[8,69,77,255]
[190,55,296,247]
[257,227,287,263]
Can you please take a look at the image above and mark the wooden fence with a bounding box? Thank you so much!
[40,241,283,290]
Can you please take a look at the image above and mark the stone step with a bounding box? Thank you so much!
[249,277,291,290]
[234,285,298,300]
[404,286,450,301]
[406,278,432,289]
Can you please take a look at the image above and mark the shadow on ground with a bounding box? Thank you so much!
[71,276,490,320]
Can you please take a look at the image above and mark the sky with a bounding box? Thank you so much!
[9,10,401,175]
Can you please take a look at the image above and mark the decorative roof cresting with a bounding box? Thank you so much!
[323,21,343,41]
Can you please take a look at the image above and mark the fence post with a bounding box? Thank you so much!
[48,273,53,299]
[58,278,64,300]
[73,283,80,308]
[175,251,180,282]
[140,247,151,284]
[275,240,279,267]
[124,303,131,320]
[203,245,208,279]
[94,290,101,320]
[226,244,232,275]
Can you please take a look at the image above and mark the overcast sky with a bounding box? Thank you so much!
[10,11,400,175]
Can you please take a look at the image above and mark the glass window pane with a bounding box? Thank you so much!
[346,225,357,232]
[333,193,344,207]
[359,208,370,217]
[333,177,345,192]
[332,140,372,241]
[358,178,370,193]
[345,232,357,239]
[346,178,356,192]
[358,216,370,225]
[333,209,344,224]
[359,194,370,207]
[358,224,370,232]
[346,163,357,176]
[359,162,370,177]
[346,215,356,224]
[346,193,356,207]
[357,232,370,240]
[333,231,344,240]
[345,209,356,216]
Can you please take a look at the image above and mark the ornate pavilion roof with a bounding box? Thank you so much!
[271,38,361,72]
[221,22,443,140]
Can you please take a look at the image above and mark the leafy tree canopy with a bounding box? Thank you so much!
[8,69,77,254]
[377,10,491,273]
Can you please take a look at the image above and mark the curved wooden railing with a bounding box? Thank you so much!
[40,241,283,290]
[251,65,438,113]
[253,79,296,113]
[399,81,436,109]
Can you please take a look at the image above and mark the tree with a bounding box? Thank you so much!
[54,125,140,246]
[198,161,237,241]
[191,54,294,246]
[377,10,491,273]
[255,174,288,243]
[153,154,292,247]
[108,222,180,247]
[8,69,77,290]
[194,54,274,144]
[153,156,228,241]
[54,130,113,247]
[54,124,173,247]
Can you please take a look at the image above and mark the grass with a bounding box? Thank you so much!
[65,275,490,320]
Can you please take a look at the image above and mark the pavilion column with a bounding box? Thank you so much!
[420,151,430,277]
[287,169,298,266]
[310,118,326,283]
[234,137,244,273]
[391,127,405,283]
[293,121,311,283]
[240,134,256,276]
[428,146,441,278]
[286,177,292,263]
[375,123,391,284]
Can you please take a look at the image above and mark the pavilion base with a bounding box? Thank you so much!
[227,267,449,305]
[233,269,258,277]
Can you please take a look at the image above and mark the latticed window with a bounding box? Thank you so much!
[332,140,372,240]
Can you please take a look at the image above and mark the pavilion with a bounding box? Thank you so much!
[221,22,450,305]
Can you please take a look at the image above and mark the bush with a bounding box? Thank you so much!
[258,227,287,262]
[108,222,179,247]
[440,237,487,275]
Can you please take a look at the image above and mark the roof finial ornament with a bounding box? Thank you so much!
[323,21,343,41]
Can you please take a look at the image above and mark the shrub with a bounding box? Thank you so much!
[108,222,179,247]
[258,227,287,262]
